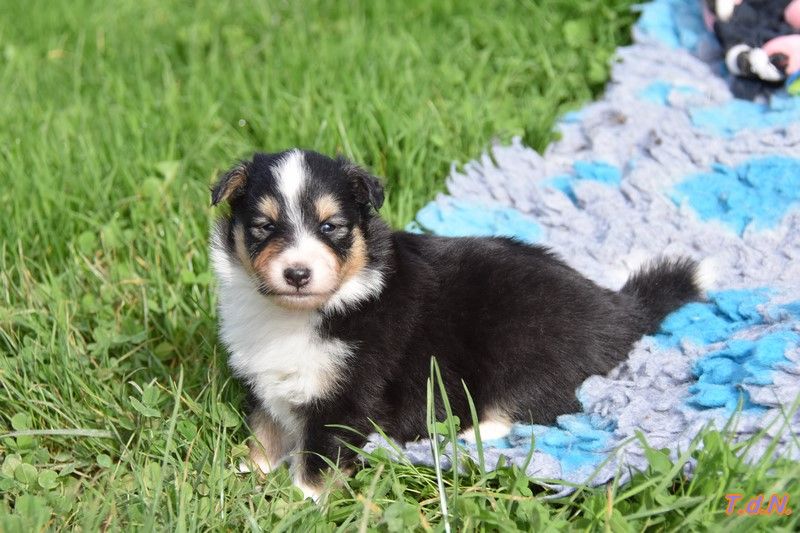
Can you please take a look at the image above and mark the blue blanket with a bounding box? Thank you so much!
[366,0,800,489]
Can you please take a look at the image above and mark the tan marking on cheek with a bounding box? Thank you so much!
[338,228,368,282]
[233,223,255,274]
[253,239,286,273]
[315,195,341,221]
[258,196,280,221]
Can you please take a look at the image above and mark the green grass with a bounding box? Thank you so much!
[1,0,798,530]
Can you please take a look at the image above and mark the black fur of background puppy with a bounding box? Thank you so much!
[209,149,703,499]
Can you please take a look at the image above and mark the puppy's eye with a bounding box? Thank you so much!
[250,220,276,239]
[319,222,336,234]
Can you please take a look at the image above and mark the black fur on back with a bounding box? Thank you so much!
[308,232,704,447]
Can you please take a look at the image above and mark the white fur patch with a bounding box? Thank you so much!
[459,416,513,442]
[237,457,272,475]
[272,149,307,229]
[695,257,719,293]
[323,267,385,315]
[294,474,324,501]
[211,230,352,429]
[290,451,325,502]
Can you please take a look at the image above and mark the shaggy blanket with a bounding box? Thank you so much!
[365,0,800,489]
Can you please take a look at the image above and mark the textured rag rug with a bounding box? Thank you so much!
[364,0,800,489]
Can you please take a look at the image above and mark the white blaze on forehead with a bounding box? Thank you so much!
[271,149,307,228]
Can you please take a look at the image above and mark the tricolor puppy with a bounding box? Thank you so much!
[209,149,704,499]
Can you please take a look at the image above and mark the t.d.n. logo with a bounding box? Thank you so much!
[724,494,792,516]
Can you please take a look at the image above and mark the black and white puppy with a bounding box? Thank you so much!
[209,149,704,499]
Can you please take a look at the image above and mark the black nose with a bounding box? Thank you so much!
[283,267,311,288]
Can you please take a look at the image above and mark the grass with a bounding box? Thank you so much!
[1,0,798,530]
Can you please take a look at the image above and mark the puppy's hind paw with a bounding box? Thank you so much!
[460,419,513,443]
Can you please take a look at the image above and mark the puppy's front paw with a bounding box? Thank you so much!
[293,475,324,502]
[237,457,272,475]
[237,443,283,476]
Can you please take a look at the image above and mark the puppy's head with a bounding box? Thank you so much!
[211,149,385,311]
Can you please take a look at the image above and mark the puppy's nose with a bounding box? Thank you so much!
[283,267,311,288]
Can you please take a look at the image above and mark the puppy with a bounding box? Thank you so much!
[209,149,703,499]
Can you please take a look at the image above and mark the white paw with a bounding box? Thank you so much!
[460,420,512,442]
[293,475,324,502]
[236,456,272,475]
[237,460,252,474]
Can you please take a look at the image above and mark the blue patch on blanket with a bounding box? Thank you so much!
[635,0,709,51]
[414,197,543,243]
[655,292,800,413]
[510,414,614,472]
[638,81,700,105]
[689,96,800,137]
[546,161,621,203]
[654,289,769,347]
[688,331,798,411]
[560,110,584,124]
[781,301,800,319]
[671,157,800,235]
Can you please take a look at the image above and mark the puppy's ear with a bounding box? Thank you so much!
[211,161,249,206]
[340,159,385,211]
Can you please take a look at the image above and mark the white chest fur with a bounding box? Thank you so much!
[211,240,351,426]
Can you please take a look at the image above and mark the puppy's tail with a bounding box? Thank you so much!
[620,257,707,332]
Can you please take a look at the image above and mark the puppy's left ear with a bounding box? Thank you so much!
[211,161,249,206]
[340,159,385,211]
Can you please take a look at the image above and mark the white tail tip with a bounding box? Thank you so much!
[695,257,719,293]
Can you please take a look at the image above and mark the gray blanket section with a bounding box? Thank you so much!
[364,20,800,489]
[446,44,800,291]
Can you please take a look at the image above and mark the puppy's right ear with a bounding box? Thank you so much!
[339,158,385,211]
[211,162,249,206]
